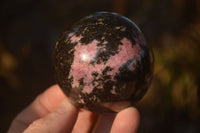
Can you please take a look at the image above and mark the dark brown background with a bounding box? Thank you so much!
[0,0,200,132]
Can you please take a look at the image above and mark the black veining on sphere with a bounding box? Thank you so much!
[53,33,75,95]
[53,12,154,113]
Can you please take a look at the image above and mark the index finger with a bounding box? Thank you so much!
[110,107,140,133]
[8,85,67,132]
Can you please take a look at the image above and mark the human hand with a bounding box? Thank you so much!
[8,85,140,133]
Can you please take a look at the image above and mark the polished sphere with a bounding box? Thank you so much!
[53,12,154,113]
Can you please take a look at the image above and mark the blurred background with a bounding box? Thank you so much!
[0,0,200,132]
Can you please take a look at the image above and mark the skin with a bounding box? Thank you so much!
[8,85,140,133]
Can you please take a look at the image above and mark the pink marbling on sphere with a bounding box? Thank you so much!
[106,38,141,80]
[68,37,142,94]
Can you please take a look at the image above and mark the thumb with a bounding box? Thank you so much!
[23,98,78,133]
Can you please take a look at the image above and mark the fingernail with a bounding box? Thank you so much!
[56,106,67,114]
[56,98,78,114]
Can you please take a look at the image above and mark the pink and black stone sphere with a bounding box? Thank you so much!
[53,12,154,113]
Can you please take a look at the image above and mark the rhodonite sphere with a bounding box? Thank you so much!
[53,12,154,113]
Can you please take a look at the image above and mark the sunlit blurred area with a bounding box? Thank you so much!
[0,0,200,132]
